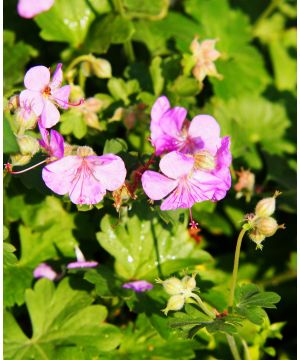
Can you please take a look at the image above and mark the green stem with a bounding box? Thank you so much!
[228,228,247,311]
[241,338,251,360]
[226,334,242,360]
[190,293,216,319]
[113,0,135,63]
[66,54,94,74]
[253,0,283,31]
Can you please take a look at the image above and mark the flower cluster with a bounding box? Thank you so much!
[245,191,285,249]
[6,64,127,206]
[142,96,232,226]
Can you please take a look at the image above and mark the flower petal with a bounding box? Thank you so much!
[50,63,63,90]
[20,89,44,116]
[40,100,60,128]
[89,154,127,191]
[188,115,221,154]
[141,170,178,200]
[24,65,50,91]
[159,151,194,179]
[42,156,81,195]
[67,261,98,269]
[49,130,64,158]
[17,0,55,18]
[159,107,187,138]
[122,280,153,292]
[151,96,170,123]
[52,85,71,109]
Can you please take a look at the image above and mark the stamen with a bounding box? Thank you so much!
[189,208,198,229]
[5,159,48,174]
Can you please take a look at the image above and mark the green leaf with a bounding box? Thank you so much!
[103,138,128,154]
[35,0,95,47]
[59,110,87,139]
[4,243,32,307]
[96,206,211,280]
[123,0,169,18]
[3,116,19,154]
[150,57,165,96]
[3,30,38,95]
[170,76,200,97]
[86,14,135,54]
[4,279,122,359]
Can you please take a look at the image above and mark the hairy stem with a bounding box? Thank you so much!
[190,293,216,319]
[226,334,241,360]
[228,228,247,311]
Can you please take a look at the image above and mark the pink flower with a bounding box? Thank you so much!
[38,122,64,159]
[42,146,127,205]
[17,0,55,19]
[141,138,231,210]
[33,263,58,280]
[20,64,71,128]
[150,96,222,156]
[122,280,153,292]
[67,246,98,269]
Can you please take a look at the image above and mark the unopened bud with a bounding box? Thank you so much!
[82,57,112,78]
[194,151,215,170]
[70,85,85,103]
[84,98,103,113]
[162,295,185,315]
[10,154,32,166]
[249,228,265,247]
[254,217,278,237]
[181,274,197,291]
[17,135,39,156]
[156,277,184,295]
[8,95,19,111]
[255,191,281,217]
[14,108,38,134]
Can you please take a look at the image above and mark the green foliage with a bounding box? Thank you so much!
[4,279,122,359]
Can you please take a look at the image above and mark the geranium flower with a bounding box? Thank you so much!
[122,280,153,292]
[17,0,55,19]
[150,96,222,156]
[67,246,98,269]
[38,122,64,159]
[141,139,231,211]
[42,146,127,205]
[19,64,74,128]
[190,37,222,82]
[33,263,58,280]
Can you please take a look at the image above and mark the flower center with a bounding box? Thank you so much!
[193,151,215,171]
[77,146,95,157]
[43,86,51,97]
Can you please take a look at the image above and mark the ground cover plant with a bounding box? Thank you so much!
[3,0,297,359]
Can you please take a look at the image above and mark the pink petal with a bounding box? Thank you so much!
[89,154,127,191]
[38,121,50,149]
[42,156,81,195]
[24,65,50,91]
[159,151,194,179]
[40,100,60,128]
[67,261,98,269]
[159,107,187,138]
[141,171,178,200]
[50,63,63,90]
[17,0,54,18]
[68,168,106,205]
[20,89,44,116]
[151,96,170,123]
[33,263,57,280]
[188,115,221,155]
[49,130,64,158]
[52,85,71,109]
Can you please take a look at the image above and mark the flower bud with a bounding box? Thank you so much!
[255,191,281,217]
[69,85,85,103]
[14,108,38,134]
[92,58,112,78]
[254,217,278,237]
[162,295,185,315]
[249,228,265,250]
[181,275,196,291]
[10,154,32,166]
[156,277,184,295]
[17,135,39,156]
[8,95,19,111]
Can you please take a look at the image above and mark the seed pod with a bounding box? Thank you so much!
[181,275,196,291]
[162,295,185,315]
[249,228,265,245]
[254,217,279,237]
[156,277,184,295]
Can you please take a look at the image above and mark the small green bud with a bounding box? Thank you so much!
[10,154,32,166]
[14,108,38,134]
[69,85,85,103]
[92,58,112,78]
[156,277,184,295]
[181,274,197,291]
[17,135,39,156]
[255,191,281,217]
[254,217,278,237]
[162,295,185,315]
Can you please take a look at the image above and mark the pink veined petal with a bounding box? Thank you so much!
[20,89,44,116]
[68,165,106,205]
[49,130,64,158]
[192,170,230,200]
[151,96,170,123]
[152,135,179,156]
[40,99,60,128]
[188,115,221,155]
[38,121,50,148]
[88,154,127,191]
[159,151,194,179]
[50,63,63,90]
[159,107,187,138]
[24,66,50,91]
[141,171,178,200]
[42,156,81,195]
[17,0,55,18]
[51,85,71,109]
